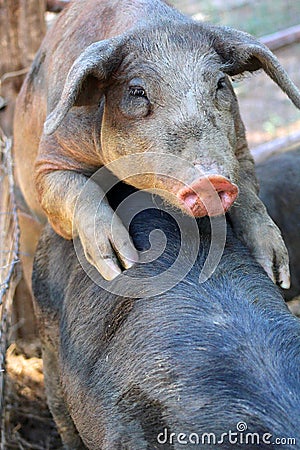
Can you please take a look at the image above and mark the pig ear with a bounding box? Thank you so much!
[209,25,300,109]
[44,38,124,135]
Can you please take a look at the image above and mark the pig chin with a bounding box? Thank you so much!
[177,194,226,217]
[130,174,238,217]
[179,196,213,217]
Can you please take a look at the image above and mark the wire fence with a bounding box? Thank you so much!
[0,128,20,448]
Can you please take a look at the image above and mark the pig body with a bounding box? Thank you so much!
[33,188,300,450]
[257,148,300,301]
[14,0,300,284]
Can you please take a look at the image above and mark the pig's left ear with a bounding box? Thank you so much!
[44,37,125,135]
[207,25,300,109]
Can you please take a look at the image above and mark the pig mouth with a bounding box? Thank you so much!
[176,175,239,217]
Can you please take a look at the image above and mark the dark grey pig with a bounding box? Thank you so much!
[32,187,300,449]
[257,148,300,301]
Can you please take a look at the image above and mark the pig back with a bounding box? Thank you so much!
[32,188,300,448]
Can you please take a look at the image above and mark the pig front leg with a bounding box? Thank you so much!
[35,170,138,281]
[42,344,86,449]
[228,163,290,289]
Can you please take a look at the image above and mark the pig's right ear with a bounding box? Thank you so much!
[44,38,124,135]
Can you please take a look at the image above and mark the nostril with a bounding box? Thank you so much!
[181,192,198,209]
[218,190,227,201]
[218,189,237,212]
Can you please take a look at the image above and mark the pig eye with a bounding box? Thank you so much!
[121,83,150,118]
[217,77,226,90]
[129,86,147,98]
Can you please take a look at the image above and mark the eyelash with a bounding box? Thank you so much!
[129,86,147,98]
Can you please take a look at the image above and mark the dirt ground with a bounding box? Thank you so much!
[2,7,300,450]
[4,342,62,449]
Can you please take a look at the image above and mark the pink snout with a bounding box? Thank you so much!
[177,175,239,217]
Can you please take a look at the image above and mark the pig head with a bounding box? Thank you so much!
[14,0,300,283]
[44,24,244,218]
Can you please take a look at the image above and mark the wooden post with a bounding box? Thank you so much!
[0,0,46,341]
[0,0,46,135]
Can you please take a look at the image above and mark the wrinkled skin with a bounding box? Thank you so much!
[14,0,300,282]
[32,194,300,449]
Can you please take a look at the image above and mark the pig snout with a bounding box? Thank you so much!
[177,175,238,217]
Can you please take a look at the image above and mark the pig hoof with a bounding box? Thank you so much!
[76,214,139,281]
[250,229,290,289]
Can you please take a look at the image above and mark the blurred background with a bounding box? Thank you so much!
[173,0,300,35]
[171,0,300,151]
